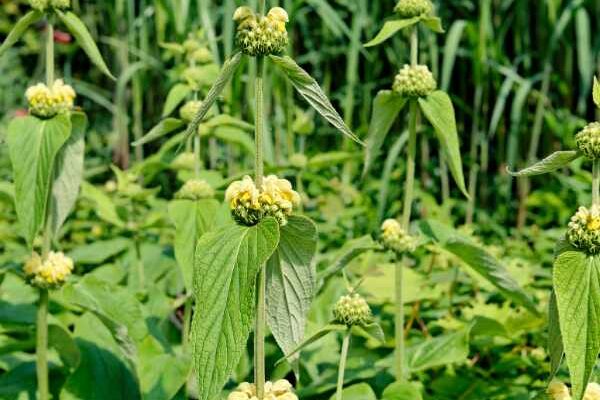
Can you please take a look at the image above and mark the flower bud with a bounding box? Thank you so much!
[393,64,437,98]
[51,0,70,9]
[575,122,600,160]
[179,100,203,123]
[29,0,48,11]
[380,219,417,254]
[175,179,214,200]
[567,205,600,254]
[171,152,196,170]
[189,47,213,64]
[333,293,372,326]
[26,79,76,118]
[234,7,289,57]
[547,381,571,400]
[227,380,298,400]
[394,0,433,18]
[24,251,74,289]
[289,153,308,169]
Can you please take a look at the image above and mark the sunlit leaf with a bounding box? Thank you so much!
[508,150,580,177]
[0,11,43,57]
[364,17,421,47]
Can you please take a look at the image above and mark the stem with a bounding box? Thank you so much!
[336,331,351,400]
[134,239,145,290]
[258,0,266,16]
[46,22,54,85]
[36,289,49,400]
[255,57,265,187]
[410,27,418,66]
[394,259,405,382]
[182,297,192,353]
[402,101,418,229]
[194,134,201,178]
[594,159,600,206]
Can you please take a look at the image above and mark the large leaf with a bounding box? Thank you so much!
[56,10,115,80]
[162,83,192,117]
[364,17,421,47]
[508,150,581,177]
[7,115,72,247]
[50,112,87,235]
[168,198,221,291]
[266,216,318,361]
[48,324,81,370]
[269,55,363,145]
[68,237,131,265]
[183,52,243,141]
[328,383,377,400]
[549,291,564,379]
[406,329,470,373]
[381,382,423,400]
[0,10,43,57]
[213,126,255,155]
[132,118,185,147]
[418,91,468,197]
[191,218,280,400]
[553,251,600,400]
[363,91,407,177]
[419,220,539,314]
[62,313,141,400]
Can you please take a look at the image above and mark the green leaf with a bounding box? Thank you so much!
[269,55,363,145]
[549,291,564,379]
[277,323,347,364]
[62,313,141,400]
[48,324,81,370]
[68,238,131,265]
[0,10,44,57]
[418,92,468,198]
[355,322,385,344]
[307,151,359,169]
[508,150,581,177]
[183,52,243,142]
[420,220,539,314]
[56,10,115,80]
[50,112,87,235]
[421,16,444,33]
[7,115,72,247]
[266,216,318,361]
[318,235,379,283]
[593,76,600,109]
[168,198,221,291]
[213,126,255,156]
[328,383,377,400]
[381,381,423,400]
[191,218,280,400]
[80,182,125,227]
[162,83,192,117]
[363,91,407,176]
[407,329,470,373]
[553,251,600,400]
[132,118,185,146]
[364,17,421,47]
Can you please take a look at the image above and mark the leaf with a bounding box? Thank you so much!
[407,329,470,372]
[553,251,600,400]
[183,52,243,142]
[168,198,221,291]
[50,112,87,235]
[162,83,192,117]
[328,383,377,400]
[508,150,581,177]
[269,55,363,145]
[277,323,347,364]
[419,91,468,198]
[213,126,255,156]
[593,76,600,109]
[355,322,385,344]
[364,17,421,47]
[191,218,280,400]
[381,381,423,400]
[549,291,564,379]
[7,115,72,247]
[48,324,81,370]
[421,16,444,33]
[56,10,115,80]
[132,118,185,146]
[266,216,318,361]
[0,10,44,57]
[318,235,379,283]
[62,313,141,400]
[363,91,407,176]
[307,151,359,169]
[68,238,131,265]
[419,220,539,314]
[80,182,125,227]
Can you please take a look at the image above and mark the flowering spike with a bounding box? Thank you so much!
[393,65,437,98]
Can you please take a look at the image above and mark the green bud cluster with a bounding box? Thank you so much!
[234,6,289,57]
[289,153,308,169]
[333,293,372,326]
[29,0,70,11]
[171,152,196,170]
[175,179,214,200]
[380,219,417,254]
[51,0,70,9]
[393,64,437,98]
[394,0,433,18]
[575,122,600,160]
[567,205,600,254]
[179,100,203,123]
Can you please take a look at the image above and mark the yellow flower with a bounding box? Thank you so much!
[547,381,571,400]
[226,175,260,210]
[235,7,289,57]
[26,79,76,118]
[262,175,301,212]
[381,219,417,254]
[228,380,297,400]
[568,205,600,254]
[175,179,214,200]
[585,383,600,400]
[24,251,74,289]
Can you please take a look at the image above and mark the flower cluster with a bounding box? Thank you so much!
[175,179,214,200]
[234,6,289,57]
[24,251,74,289]
[380,219,417,254]
[393,64,437,98]
[289,153,308,169]
[333,293,372,326]
[183,33,213,64]
[394,0,433,18]
[227,379,298,400]
[575,122,600,160]
[547,381,600,400]
[225,175,300,226]
[171,152,196,170]
[179,100,203,123]
[567,205,600,254]
[29,0,70,11]
[26,79,76,118]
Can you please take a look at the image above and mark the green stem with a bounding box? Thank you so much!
[258,0,266,16]
[394,259,405,382]
[594,159,600,206]
[402,101,418,229]
[134,239,145,290]
[36,289,49,400]
[46,22,54,85]
[410,26,418,66]
[336,331,351,400]
[182,297,192,352]
[194,134,201,178]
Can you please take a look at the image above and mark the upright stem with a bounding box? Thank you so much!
[402,101,418,229]
[194,135,201,178]
[394,257,405,381]
[336,331,351,400]
[36,289,49,400]
[593,160,600,206]
[46,22,54,85]
[254,54,266,399]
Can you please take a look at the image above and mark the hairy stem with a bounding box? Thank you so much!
[594,159,600,206]
[194,135,201,178]
[402,101,418,229]
[46,22,54,85]
[394,258,405,381]
[336,331,351,400]
[36,289,49,400]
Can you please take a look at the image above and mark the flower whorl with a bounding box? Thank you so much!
[227,379,298,400]
[546,381,600,400]
[567,205,600,254]
[575,122,600,160]
[394,0,433,18]
[393,65,437,98]
[24,251,74,289]
[333,293,372,326]
[179,100,203,123]
[26,79,76,118]
[175,179,214,200]
[380,219,417,254]
[234,6,289,57]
